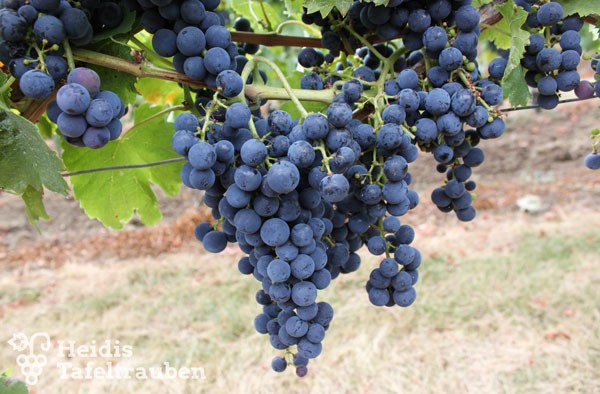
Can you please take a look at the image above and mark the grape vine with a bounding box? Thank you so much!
[0,0,598,381]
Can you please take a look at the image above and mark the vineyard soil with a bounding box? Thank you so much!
[0,99,599,394]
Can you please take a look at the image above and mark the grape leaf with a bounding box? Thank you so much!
[284,0,303,17]
[0,71,10,109]
[479,18,511,49]
[230,0,282,31]
[304,0,354,16]
[136,78,184,106]
[0,376,29,394]
[22,185,50,223]
[0,108,68,223]
[303,0,391,16]
[497,0,531,107]
[61,104,183,230]
[86,41,138,105]
[473,0,494,6]
[561,0,600,17]
[36,114,56,139]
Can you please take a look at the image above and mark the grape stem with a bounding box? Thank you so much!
[130,36,174,69]
[252,56,309,118]
[275,20,322,37]
[182,85,200,117]
[62,39,76,71]
[70,48,334,105]
[258,0,273,31]
[0,76,16,96]
[343,25,386,63]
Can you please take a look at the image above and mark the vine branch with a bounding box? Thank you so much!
[61,158,186,177]
[58,96,597,178]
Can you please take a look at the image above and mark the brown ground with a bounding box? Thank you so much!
[1,97,598,268]
[0,97,599,394]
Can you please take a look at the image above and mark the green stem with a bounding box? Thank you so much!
[62,39,76,70]
[0,76,16,96]
[129,105,187,132]
[71,48,336,105]
[313,144,332,174]
[183,85,200,117]
[201,91,222,137]
[32,43,47,72]
[131,36,174,69]
[344,25,386,63]
[253,56,308,118]
[275,20,321,37]
[258,0,273,31]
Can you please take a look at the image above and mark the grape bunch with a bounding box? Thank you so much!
[298,0,504,225]
[0,0,97,100]
[498,1,584,109]
[167,0,523,375]
[125,0,241,87]
[171,90,425,374]
[46,67,126,149]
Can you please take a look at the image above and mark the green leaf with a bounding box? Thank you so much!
[282,100,328,120]
[61,104,184,230]
[0,71,10,109]
[36,114,56,139]
[303,0,354,16]
[90,4,137,43]
[479,19,512,49]
[502,66,530,107]
[284,0,303,16]
[0,376,29,394]
[87,41,138,105]
[0,108,68,224]
[136,78,184,106]
[473,0,493,6]
[230,0,282,31]
[560,0,600,17]
[496,0,531,107]
[22,185,49,224]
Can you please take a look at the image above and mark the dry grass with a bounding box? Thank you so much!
[1,210,599,394]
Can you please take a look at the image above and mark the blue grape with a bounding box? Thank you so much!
[19,70,54,100]
[56,83,91,115]
[188,142,217,170]
[82,126,110,149]
[584,153,600,170]
[85,99,114,127]
[537,2,563,26]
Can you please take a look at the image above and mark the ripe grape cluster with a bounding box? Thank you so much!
[507,1,584,108]
[298,1,506,224]
[0,0,100,100]
[46,67,126,149]
[166,0,526,375]
[126,0,240,87]
[172,91,427,374]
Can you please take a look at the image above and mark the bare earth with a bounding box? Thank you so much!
[0,99,599,394]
